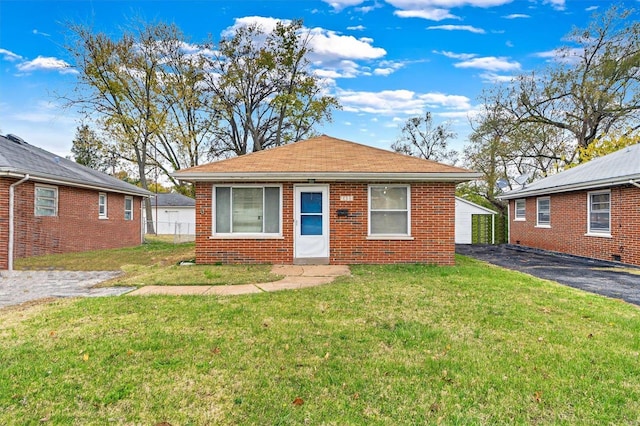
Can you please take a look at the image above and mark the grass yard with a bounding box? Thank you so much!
[14,238,281,287]
[1,256,639,424]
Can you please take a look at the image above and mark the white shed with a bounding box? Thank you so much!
[148,193,196,240]
[455,197,497,244]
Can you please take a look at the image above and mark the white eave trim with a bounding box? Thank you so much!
[0,170,151,197]
[172,171,483,183]
[497,174,640,200]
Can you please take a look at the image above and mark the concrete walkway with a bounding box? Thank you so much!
[127,265,351,296]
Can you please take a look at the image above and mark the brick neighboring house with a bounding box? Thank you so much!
[0,134,150,270]
[499,143,640,266]
[173,135,480,266]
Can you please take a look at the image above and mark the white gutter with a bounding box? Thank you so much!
[498,175,640,200]
[173,171,483,183]
[630,179,640,189]
[8,174,29,271]
[0,170,150,197]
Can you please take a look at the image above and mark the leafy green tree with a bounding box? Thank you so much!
[391,111,458,164]
[204,20,340,156]
[503,5,640,151]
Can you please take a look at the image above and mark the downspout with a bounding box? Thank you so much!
[506,202,511,244]
[630,179,640,189]
[8,174,30,271]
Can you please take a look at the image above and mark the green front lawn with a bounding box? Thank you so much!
[1,257,639,424]
[14,238,281,287]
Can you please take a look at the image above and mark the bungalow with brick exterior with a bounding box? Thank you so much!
[499,143,640,266]
[0,134,150,270]
[173,135,481,265]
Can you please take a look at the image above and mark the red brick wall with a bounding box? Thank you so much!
[508,185,640,266]
[194,181,456,265]
[0,179,10,269]
[1,177,144,268]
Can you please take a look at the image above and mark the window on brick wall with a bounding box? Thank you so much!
[536,197,550,227]
[514,199,526,221]
[35,185,58,217]
[98,192,108,219]
[124,196,134,220]
[588,190,610,235]
[213,186,281,235]
[368,185,410,236]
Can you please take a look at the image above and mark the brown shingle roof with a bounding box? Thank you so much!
[175,135,479,181]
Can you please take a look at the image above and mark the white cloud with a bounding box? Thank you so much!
[503,13,530,19]
[321,0,366,10]
[479,72,516,83]
[226,16,288,35]
[308,28,386,60]
[0,48,23,62]
[544,0,565,11]
[585,6,598,12]
[16,56,78,74]
[427,24,486,34]
[454,56,520,72]
[534,48,582,65]
[337,88,471,115]
[373,60,406,76]
[32,29,51,37]
[394,8,459,21]
[346,25,366,30]
[222,17,387,80]
[433,50,477,60]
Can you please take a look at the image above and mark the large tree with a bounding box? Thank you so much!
[204,19,340,157]
[64,22,175,232]
[391,111,458,164]
[503,5,640,151]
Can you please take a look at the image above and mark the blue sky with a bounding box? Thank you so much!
[0,0,634,159]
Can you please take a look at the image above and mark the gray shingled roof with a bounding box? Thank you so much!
[0,134,150,196]
[500,143,640,199]
[150,192,195,207]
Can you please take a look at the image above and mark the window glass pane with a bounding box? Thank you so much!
[232,188,263,232]
[37,188,55,198]
[264,187,280,233]
[537,198,550,224]
[371,187,407,210]
[301,192,322,213]
[124,197,133,220]
[590,212,609,230]
[38,198,56,207]
[215,187,231,233]
[301,215,322,235]
[371,211,408,234]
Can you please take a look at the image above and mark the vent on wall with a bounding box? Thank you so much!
[6,134,27,145]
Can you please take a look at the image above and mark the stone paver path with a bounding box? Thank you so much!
[0,270,133,309]
[128,265,351,296]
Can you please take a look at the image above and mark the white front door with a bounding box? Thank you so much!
[294,185,329,263]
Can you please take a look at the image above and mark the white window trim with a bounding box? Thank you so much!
[98,192,108,219]
[586,190,611,237]
[368,184,411,238]
[514,199,526,221]
[34,185,58,217]
[212,184,283,238]
[536,196,551,228]
[124,196,134,221]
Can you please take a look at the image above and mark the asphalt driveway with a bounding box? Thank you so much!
[456,244,640,306]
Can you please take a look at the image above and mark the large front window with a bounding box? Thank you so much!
[369,185,410,236]
[588,191,610,234]
[214,186,281,235]
[35,185,58,217]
